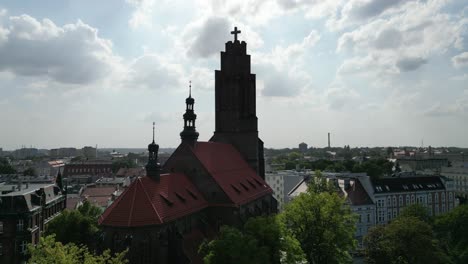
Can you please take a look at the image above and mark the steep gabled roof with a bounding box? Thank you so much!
[345,179,373,206]
[98,173,208,227]
[192,142,272,206]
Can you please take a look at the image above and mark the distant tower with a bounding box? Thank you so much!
[146,122,161,181]
[180,81,199,147]
[328,133,331,148]
[210,26,265,179]
[299,142,308,152]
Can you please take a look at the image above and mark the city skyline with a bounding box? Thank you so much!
[1,0,467,150]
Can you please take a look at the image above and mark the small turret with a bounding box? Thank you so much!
[180,81,199,146]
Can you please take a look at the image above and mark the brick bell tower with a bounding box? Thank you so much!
[210,26,265,179]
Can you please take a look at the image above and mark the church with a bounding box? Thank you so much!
[98,27,277,264]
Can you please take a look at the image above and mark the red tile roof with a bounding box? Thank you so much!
[98,173,208,227]
[192,142,272,206]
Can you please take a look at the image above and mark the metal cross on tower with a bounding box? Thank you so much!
[231,26,241,41]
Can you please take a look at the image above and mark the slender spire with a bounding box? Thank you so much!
[152,122,155,143]
[146,122,161,181]
[189,80,192,98]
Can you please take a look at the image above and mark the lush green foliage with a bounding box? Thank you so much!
[365,216,449,264]
[45,201,102,248]
[28,235,128,264]
[398,203,432,224]
[269,152,393,180]
[23,167,37,176]
[200,216,305,264]
[281,174,356,264]
[434,204,468,263]
[111,158,137,173]
[0,157,16,174]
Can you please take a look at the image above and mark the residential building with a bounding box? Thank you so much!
[439,162,468,198]
[372,176,455,224]
[63,160,112,178]
[0,182,66,264]
[266,170,307,211]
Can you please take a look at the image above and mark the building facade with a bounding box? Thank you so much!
[0,183,66,264]
[372,176,455,224]
[266,170,306,211]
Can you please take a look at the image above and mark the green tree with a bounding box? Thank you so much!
[45,201,102,248]
[199,226,269,264]
[281,172,356,264]
[23,167,37,176]
[111,158,136,173]
[244,216,305,264]
[0,157,16,174]
[200,216,305,264]
[28,235,128,264]
[399,204,432,224]
[434,204,468,263]
[365,216,449,264]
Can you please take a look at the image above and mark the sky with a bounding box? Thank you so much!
[0,0,467,150]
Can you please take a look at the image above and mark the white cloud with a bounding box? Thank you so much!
[126,0,156,29]
[325,83,360,110]
[396,56,428,72]
[186,17,231,58]
[425,90,468,116]
[254,30,320,97]
[452,52,468,68]
[184,16,264,59]
[336,0,460,77]
[124,54,184,90]
[0,15,120,85]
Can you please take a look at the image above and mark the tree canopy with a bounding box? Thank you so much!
[28,235,127,264]
[280,172,356,264]
[45,201,102,248]
[364,216,449,264]
[0,157,16,174]
[199,216,305,264]
[434,204,468,264]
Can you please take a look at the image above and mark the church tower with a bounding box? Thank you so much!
[146,122,161,180]
[210,27,265,179]
[180,81,199,146]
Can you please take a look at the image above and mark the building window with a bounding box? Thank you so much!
[435,193,439,203]
[359,214,362,223]
[393,196,397,207]
[17,219,24,232]
[411,195,415,204]
[428,194,432,204]
[449,192,453,201]
[393,209,397,219]
[19,240,27,254]
[406,195,410,205]
[442,193,446,202]
[399,195,403,206]
[0,221,3,234]
[367,214,371,223]
[387,197,392,207]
